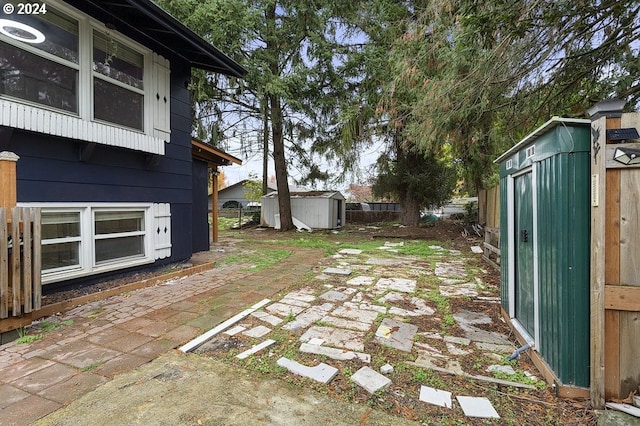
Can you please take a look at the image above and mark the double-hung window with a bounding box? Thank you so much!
[0,7,79,113]
[92,31,145,131]
[35,204,157,284]
[0,0,171,154]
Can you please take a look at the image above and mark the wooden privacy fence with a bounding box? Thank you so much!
[0,207,42,319]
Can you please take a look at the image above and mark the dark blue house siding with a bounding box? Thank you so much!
[4,57,195,265]
[192,159,210,253]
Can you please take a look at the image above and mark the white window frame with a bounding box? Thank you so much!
[0,0,171,154]
[19,202,156,284]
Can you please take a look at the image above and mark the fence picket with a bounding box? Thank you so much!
[0,207,42,319]
[0,209,7,318]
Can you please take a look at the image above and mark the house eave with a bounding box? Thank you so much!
[64,0,247,77]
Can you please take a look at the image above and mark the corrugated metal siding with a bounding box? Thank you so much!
[500,175,510,312]
[536,151,590,387]
[498,121,591,388]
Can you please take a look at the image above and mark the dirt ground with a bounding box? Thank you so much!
[36,220,597,425]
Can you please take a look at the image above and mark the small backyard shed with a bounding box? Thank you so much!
[495,117,592,396]
[262,191,346,230]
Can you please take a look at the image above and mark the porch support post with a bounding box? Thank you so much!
[211,167,219,243]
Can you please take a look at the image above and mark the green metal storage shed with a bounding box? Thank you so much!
[495,117,591,390]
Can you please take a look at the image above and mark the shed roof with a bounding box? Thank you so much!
[65,0,247,77]
[263,191,345,199]
[494,117,591,164]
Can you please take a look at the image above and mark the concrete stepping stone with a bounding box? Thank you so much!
[320,290,348,302]
[300,326,365,351]
[454,310,492,325]
[299,343,370,363]
[332,305,380,324]
[381,294,434,317]
[277,357,338,384]
[242,325,271,338]
[439,283,478,297]
[446,342,471,356]
[366,257,405,266]
[460,324,511,345]
[236,339,276,360]
[375,318,418,352]
[419,385,452,408]
[321,315,371,331]
[265,302,305,317]
[443,335,471,346]
[224,325,246,336]
[279,297,312,308]
[384,241,404,247]
[414,343,448,359]
[420,331,443,340]
[343,301,387,314]
[339,248,362,255]
[475,342,514,353]
[323,267,352,276]
[346,275,375,286]
[446,360,464,375]
[251,310,283,326]
[375,277,416,293]
[380,364,394,374]
[435,262,468,278]
[487,365,516,375]
[351,366,391,394]
[282,303,334,332]
[456,396,500,419]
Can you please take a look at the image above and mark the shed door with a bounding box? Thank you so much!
[514,172,535,338]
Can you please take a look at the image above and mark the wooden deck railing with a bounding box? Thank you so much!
[0,207,42,318]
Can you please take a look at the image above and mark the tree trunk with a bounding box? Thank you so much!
[266,3,294,231]
[400,192,421,227]
[262,95,269,196]
[270,94,294,231]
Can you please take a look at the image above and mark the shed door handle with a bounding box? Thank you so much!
[520,230,529,242]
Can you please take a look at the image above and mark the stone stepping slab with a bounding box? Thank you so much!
[346,276,375,287]
[456,396,500,419]
[299,343,370,363]
[331,305,379,324]
[419,385,452,408]
[375,318,418,352]
[374,277,416,293]
[319,290,349,302]
[282,303,334,332]
[276,357,338,384]
[320,315,371,332]
[351,366,391,394]
[223,325,246,336]
[251,310,283,326]
[242,325,271,338]
[323,267,352,276]
[338,248,362,255]
[236,339,276,360]
[265,302,305,317]
[300,326,366,352]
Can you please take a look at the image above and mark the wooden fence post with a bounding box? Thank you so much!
[0,152,19,220]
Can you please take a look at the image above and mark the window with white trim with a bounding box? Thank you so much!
[33,203,168,284]
[0,0,171,153]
